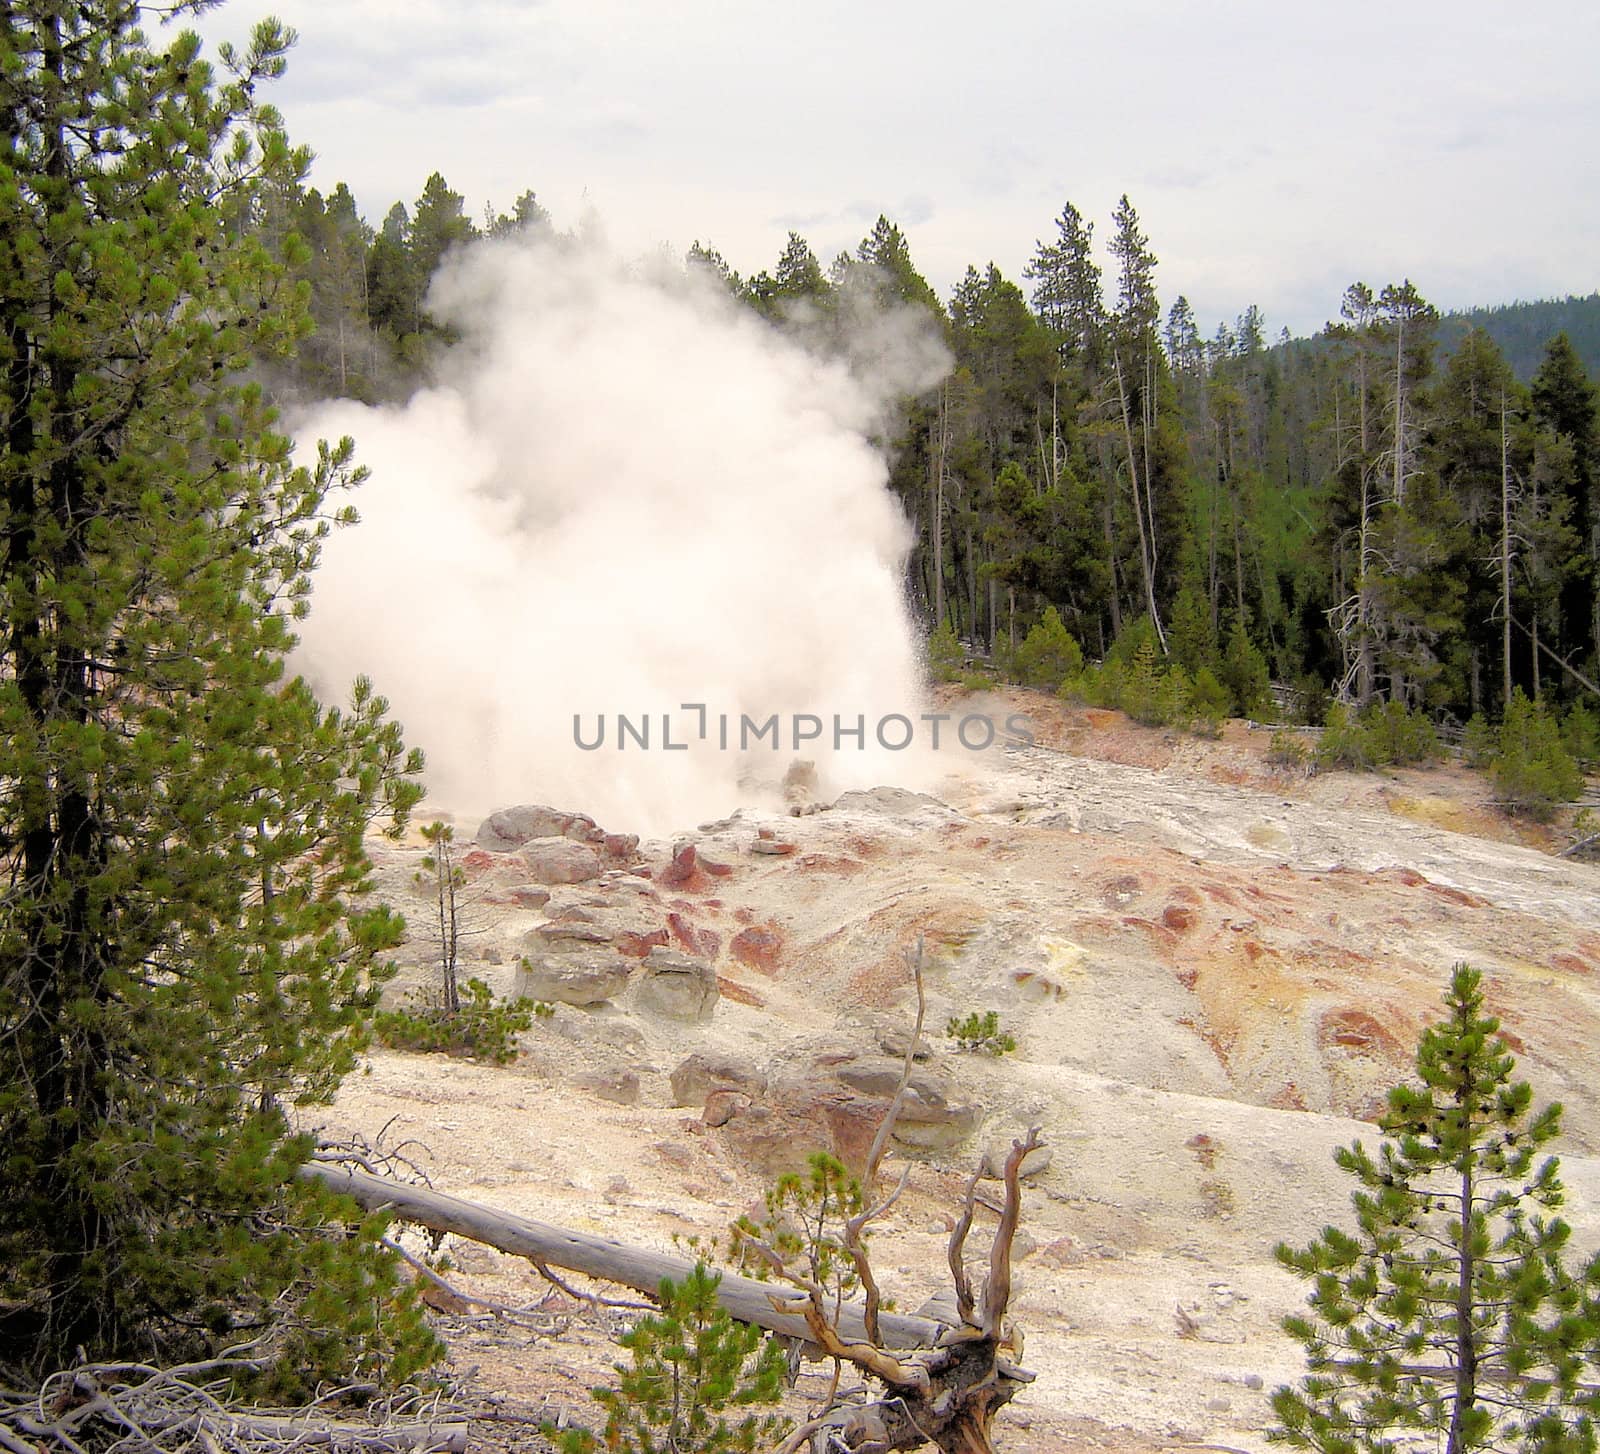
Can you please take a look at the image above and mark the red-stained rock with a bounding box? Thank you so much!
[1162,904,1196,932]
[658,843,713,891]
[667,911,720,959]
[702,856,734,877]
[716,976,766,1007]
[602,833,639,859]
[616,928,671,959]
[730,924,783,975]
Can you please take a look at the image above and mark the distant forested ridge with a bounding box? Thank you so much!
[1440,294,1600,381]
[256,171,1600,729]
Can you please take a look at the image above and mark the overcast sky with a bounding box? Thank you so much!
[192,0,1598,339]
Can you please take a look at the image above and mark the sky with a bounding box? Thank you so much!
[190,0,1599,340]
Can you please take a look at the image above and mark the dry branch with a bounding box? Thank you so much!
[298,1163,946,1352]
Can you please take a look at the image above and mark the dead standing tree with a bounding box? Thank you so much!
[758,1127,1043,1454]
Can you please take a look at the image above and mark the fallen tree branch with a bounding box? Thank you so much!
[299,1163,946,1352]
[0,1363,469,1454]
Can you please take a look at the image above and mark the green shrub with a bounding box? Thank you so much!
[374,978,544,1064]
[946,1009,1016,1056]
[1563,698,1600,766]
[1167,585,1218,676]
[1315,703,1374,770]
[1106,614,1161,670]
[555,1263,790,1454]
[1219,622,1271,720]
[1188,666,1233,730]
[959,669,996,691]
[1491,689,1583,820]
[1361,700,1438,766]
[1013,605,1084,690]
[1267,729,1310,771]
[927,622,964,684]
[1315,700,1437,771]
[1462,712,1496,769]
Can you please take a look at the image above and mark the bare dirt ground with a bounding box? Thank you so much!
[307,690,1600,1453]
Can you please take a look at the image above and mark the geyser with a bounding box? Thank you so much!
[290,235,950,835]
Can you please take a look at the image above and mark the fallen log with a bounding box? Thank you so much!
[300,1162,947,1351]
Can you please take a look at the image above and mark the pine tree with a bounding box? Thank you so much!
[1272,966,1600,1454]
[0,3,430,1377]
[559,1264,790,1454]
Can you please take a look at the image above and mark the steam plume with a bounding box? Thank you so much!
[291,235,950,836]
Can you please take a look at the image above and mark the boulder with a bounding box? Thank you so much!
[633,947,719,1022]
[831,1055,949,1102]
[526,916,612,949]
[701,1089,750,1127]
[892,1098,981,1151]
[981,1135,1054,1181]
[670,1052,768,1107]
[513,949,631,1007]
[520,837,604,885]
[876,1023,935,1061]
[573,1068,641,1106]
[478,804,600,852]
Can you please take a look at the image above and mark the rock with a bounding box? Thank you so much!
[702,1089,750,1127]
[667,910,720,958]
[1243,1374,1264,1391]
[670,1052,768,1107]
[889,1098,981,1151]
[981,1136,1054,1181]
[876,1024,934,1060]
[478,804,600,852]
[832,787,953,818]
[519,837,604,885]
[729,924,783,974]
[527,917,612,949]
[616,928,671,958]
[503,885,552,910]
[831,1056,950,1103]
[716,1082,885,1177]
[574,1068,640,1105]
[750,837,797,856]
[602,833,639,858]
[658,842,711,891]
[633,947,718,1022]
[513,949,631,1007]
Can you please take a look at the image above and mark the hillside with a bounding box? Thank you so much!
[1440,292,1600,379]
[311,691,1600,1453]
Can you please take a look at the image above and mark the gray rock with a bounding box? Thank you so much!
[891,1096,981,1151]
[981,1137,1054,1181]
[478,804,599,852]
[876,1025,935,1061]
[633,947,718,1022]
[519,836,604,885]
[833,1056,950,1104]
[832,787,953,818]
[573,1068,641,1105]
[670,1052,768,1107]
[526,917,613,949]
[513,949,631,1006]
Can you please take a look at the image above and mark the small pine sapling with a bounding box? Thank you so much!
[554,1262,791,1454]
[947,1010,1017,1056]
[1271,965,1600,1454]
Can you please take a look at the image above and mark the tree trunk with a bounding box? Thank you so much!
[300,1163,945,1352]
[1113,350,1165,648]
[1501,392,1514,707]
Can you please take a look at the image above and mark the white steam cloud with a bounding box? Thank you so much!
[291,236,952,837]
